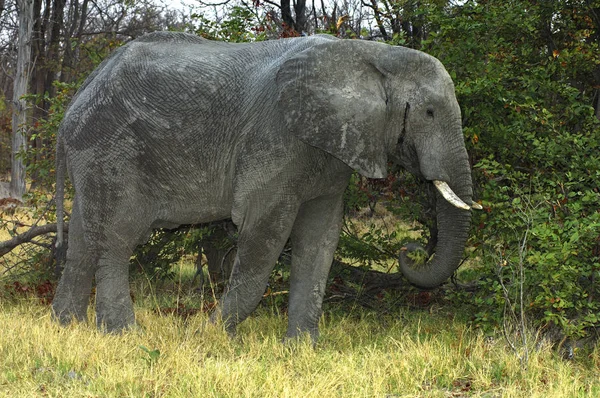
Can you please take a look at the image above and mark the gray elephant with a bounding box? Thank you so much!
[52,32,478,341]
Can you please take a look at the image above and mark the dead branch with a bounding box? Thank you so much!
[330,258,480,299]
[0,223,68,257]
[330,259,406,295]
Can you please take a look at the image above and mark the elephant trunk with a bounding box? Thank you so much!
[399,190,472,288]
[398,150,473,288]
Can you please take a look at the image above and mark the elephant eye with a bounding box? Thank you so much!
[426,109,435,118]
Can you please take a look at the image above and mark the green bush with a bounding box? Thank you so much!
[423,0,600,338]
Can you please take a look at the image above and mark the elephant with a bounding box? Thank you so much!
[52,31,479,342]
[195,221,237,287]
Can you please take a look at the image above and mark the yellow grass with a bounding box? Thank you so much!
[1,207,599,397]
[0,290,598,397]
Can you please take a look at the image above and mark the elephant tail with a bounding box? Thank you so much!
[55,135,66,265]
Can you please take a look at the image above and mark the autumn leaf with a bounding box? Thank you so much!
[336,15,349,30]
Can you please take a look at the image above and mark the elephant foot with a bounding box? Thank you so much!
[96,310,136,333]
[51,307,87,326]
[285,327,319,347]
[209,310,238,337]
[51,294,90,326]
[282,334,318,348]
[95,295,136,333]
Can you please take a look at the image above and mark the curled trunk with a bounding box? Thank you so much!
[398,168,473,288]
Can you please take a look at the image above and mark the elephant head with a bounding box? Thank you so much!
[277,38,477,288]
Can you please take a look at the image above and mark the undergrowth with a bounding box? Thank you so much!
[1,260,599,397]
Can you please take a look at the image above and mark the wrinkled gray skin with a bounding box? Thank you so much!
[52,32,474,341]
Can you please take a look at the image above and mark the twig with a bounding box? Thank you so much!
[262,0,281,8]
[498,199,534,369]
[28,239,53,250]
[195,0,233,7]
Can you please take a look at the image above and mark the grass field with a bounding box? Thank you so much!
[1,266,599,398]
[1,209,599,397]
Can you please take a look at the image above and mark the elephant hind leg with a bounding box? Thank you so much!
[52,198,97,325]
[70,203,151,332]
[93,222,153,333]
[94,251,136,332]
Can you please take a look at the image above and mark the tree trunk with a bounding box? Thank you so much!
[369,0,389,41]
[44,0,66,97]
[29,0,48,189]
[293,0,306,33]
[280,0,295,31]
[10,0,35,200]
[60,0,89,83]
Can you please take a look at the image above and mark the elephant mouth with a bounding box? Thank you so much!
[433,180,482,211]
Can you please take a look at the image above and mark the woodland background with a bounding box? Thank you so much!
[0,0,600,347]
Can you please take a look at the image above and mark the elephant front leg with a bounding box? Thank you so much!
[213,202,298,335]
[286,194,345,343]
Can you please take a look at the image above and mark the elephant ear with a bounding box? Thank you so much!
[276,40,389,179]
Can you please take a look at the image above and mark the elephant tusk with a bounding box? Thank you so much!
[471,202,483,210]
[433,180,471,211]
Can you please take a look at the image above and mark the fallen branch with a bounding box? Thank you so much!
[0,223,68,257]
[330,259,406,295]
[329,258,480,301]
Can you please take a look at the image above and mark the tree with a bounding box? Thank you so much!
[280,0,306,33]
[10,0,34,200]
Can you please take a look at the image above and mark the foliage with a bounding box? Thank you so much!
[339,170,433,270]
[22,82,78,195]
[0,83,78,281]
[420,0,600,338]
[188,6,271,42]
[131,226,214,281]
[138,345,161,366]
[0,210,58,281]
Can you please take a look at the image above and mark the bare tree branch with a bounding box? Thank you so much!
[195,0,233,7]
[0,223,68,257]
[78,29,133,37]
[263,0,281,9]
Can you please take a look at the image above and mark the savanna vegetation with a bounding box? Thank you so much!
[1,267,599,397]
[1,0,599,395]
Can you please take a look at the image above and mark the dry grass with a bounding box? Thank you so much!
[1,286,598,397]
[1,207,599,397]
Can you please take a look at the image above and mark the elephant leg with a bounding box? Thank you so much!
[286,193,344,342]
[214,202,298,334]
[94,253,135,332]
[93,226,148,332]
[52,198,96,325]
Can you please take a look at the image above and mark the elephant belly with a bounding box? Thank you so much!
[152,204,233,229]
[146,176,235,229]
